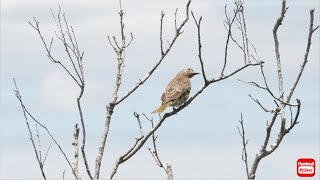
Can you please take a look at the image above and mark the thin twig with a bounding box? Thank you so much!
[42,142,52,166]
[134,112,144,137]
[237,113,249,179]
[14,79,79,179]
[286,9,319,103]
[221,2,243,77]
[96,2,192,179]
[115,0,191,106]
[108,60,261,179]
[160,11,165,56]
[191,11,207,84]
[244,2,318,179]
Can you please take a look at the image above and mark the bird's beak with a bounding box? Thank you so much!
[188,72,199,78]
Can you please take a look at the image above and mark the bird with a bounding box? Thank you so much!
[152,68,199,114]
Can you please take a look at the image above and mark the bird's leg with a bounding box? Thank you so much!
[172,107,178,115]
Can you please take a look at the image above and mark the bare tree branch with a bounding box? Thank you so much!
[108,2,261,176]
[13,79,79,179]
[108,59,261,179]
[160,11,165,56]
[237,113,249,179]
[29,7,92,178]
[221,1,244,77]
[144,114,173,179]
[18,1,304,179]
[95,1,192,179]
[23,109,47,179]
[72,124,80,179]
[248,94,273,113]
[42,142,52,166]
[272,0,288,136]
[286,8,319,103]
[114,0,192,106]
[238,1,318,179]
[94,0,130,177]
[191,11,207,84]
[134,112,144,137]
[35,124,43,164]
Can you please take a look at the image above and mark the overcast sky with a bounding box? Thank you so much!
[1,0,319,179]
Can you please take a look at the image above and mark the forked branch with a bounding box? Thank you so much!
[28,7,92,179]
[96,1,192,179]
[238,1,318,179]
[13,79,79,179]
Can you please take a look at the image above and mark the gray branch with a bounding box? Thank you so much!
[238,1,318,179]
[13,79,79,179]
[95,1,192,179]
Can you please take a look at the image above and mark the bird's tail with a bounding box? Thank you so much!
[152,103,170,114]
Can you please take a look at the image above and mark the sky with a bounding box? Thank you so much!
[1,0,319,179]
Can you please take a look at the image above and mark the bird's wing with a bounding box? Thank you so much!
[162,77,189,104]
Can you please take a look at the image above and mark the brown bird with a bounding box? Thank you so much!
[152,68,199,114]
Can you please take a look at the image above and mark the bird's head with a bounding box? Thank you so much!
[179,68,199,78]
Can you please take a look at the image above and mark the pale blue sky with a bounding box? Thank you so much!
[1,0,319,179]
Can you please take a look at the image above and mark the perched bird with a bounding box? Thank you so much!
[152,68,199,114]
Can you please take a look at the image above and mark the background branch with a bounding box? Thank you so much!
[13,79,79,179]
[237,1,318,179]
[29,7,92,179]
[107,1,262,178]
[237,113,249,179]
[95,1,192,179]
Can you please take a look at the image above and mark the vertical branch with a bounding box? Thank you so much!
[35,124,43,163]
[272,0,287,99]
[235,0,250,64]
[272,0,288,134]
[286,9,319,102]
[191,11,207,84]
[72,124,80,179]
[221,2,243,77]
[238,1,319,179]
[134,112,144,136]
[167,164,173,180]
[97,1,192,179]
[145,114,173,180]
[237,113,249,179]
[77,85,92,179]
[114,0,191,105]
[29,7,91,179]
[62,170,65,180]
[95,0,133,178]
[240,5,250,63]
[160,11,165,56]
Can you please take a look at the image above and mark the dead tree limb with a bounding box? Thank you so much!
[143,114,173,180]
[108,3,262,177]
[28,6,91,179]
[72,124,80,178]
[237,1,318,179]
[95,1,192,179]
[13,79,79,179]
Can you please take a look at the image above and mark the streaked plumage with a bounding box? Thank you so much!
[152,68,198,114]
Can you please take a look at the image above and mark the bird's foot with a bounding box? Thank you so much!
[172,107,177,115]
